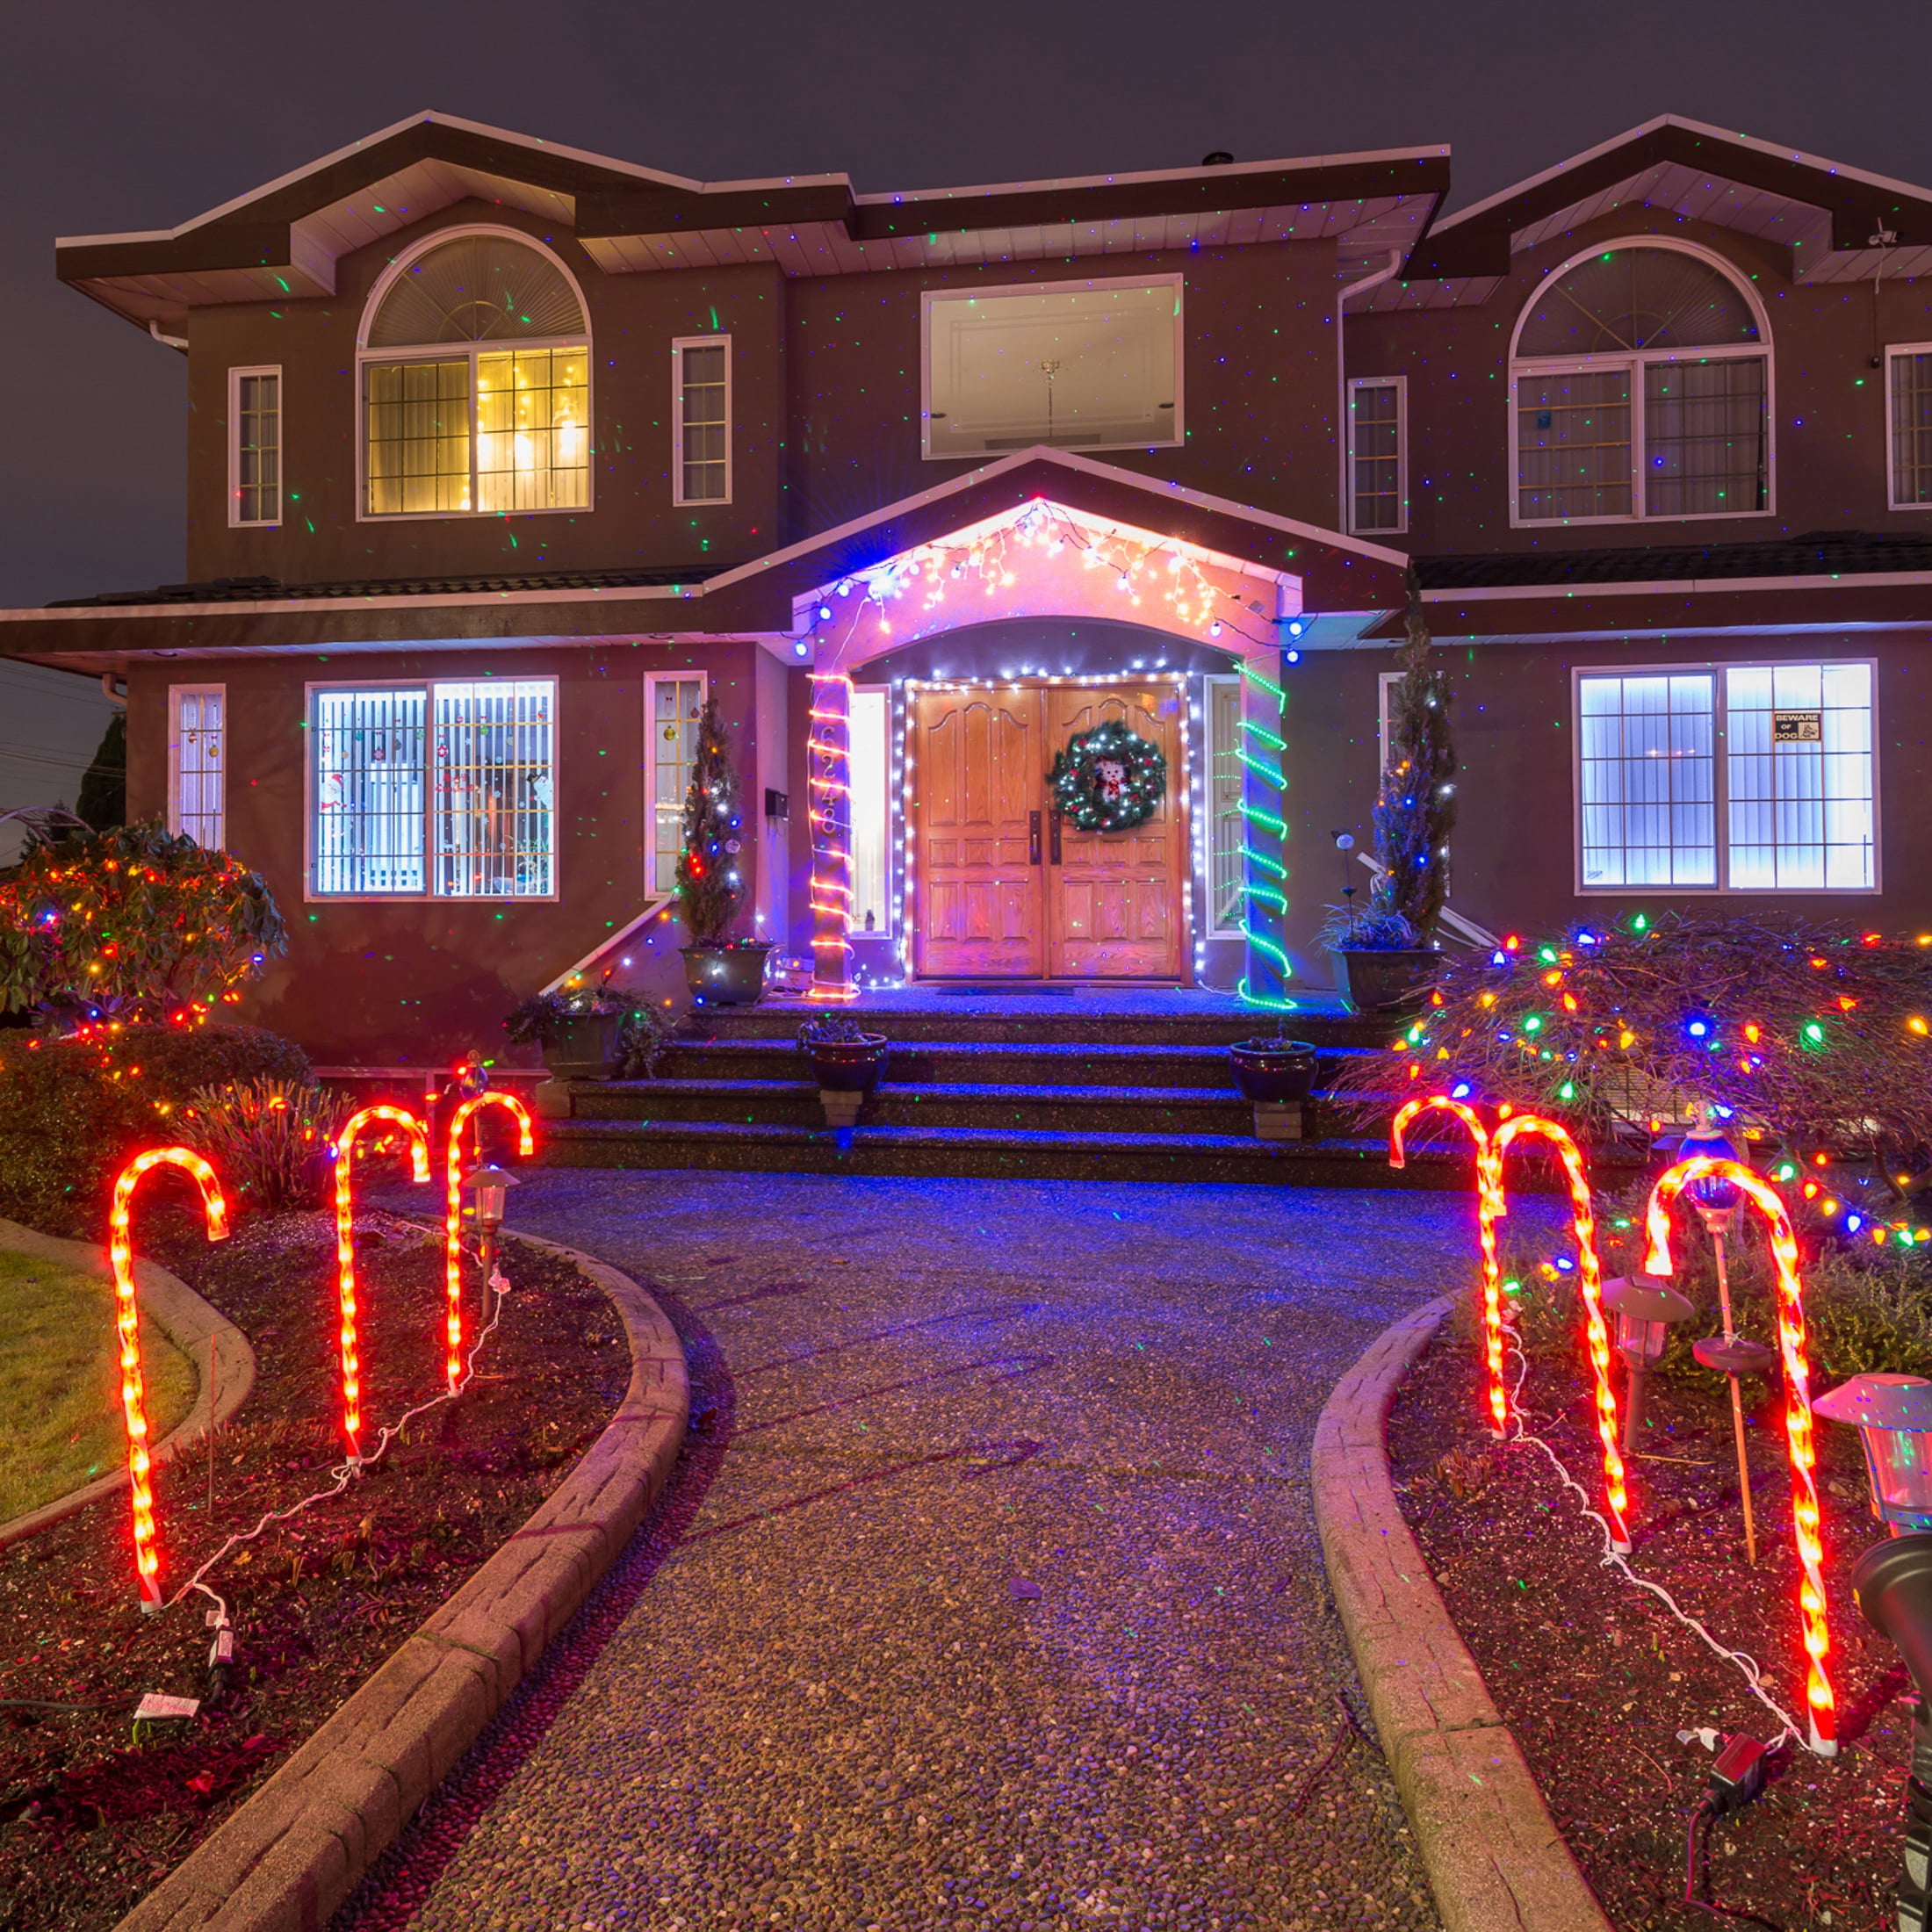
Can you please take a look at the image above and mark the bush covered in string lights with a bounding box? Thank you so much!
[674,696,748,947]
[0,1023,308,1236]
[0,822,285,1025]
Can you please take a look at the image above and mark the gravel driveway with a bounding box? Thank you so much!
[335,1171,1538,1932]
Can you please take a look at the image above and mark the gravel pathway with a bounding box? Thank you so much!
[335,1171,1552,1932]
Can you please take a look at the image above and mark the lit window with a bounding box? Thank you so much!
[228,370,280,526]
[311,680,554,897]
[1513,245,1770,523]
[849,687,888,935]
[359,232,589,519]
[673,338,730,505]
[645,673,706,894]
[1887,346,1932,508]
[1206,675,1244,932]
[169,686,226,848]
[1575,662,1874,892]
[1347,378,1406,534]
[923,278,1181,458]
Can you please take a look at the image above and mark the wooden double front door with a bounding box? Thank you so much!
[910,681,1186,980]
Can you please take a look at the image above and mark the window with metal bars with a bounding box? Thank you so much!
[229,370,280,526]
[169,686,226,848]
[310,681,555,897]
[673,338,730,505]
[1888,347,1932,507]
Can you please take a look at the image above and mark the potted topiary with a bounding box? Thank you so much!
[505,979,654,1081]
[675,696,773,1006]
[1330,562,1453,1013]
[798,1011,889,1128]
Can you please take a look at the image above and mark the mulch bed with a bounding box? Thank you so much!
[1389,1300,1915,1932]
[0,1201,631,1932]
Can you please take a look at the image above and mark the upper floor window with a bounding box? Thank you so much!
[673,337,730,505]
[168,686,226,847]
[228,369,280,526]
[1886,345,1932,508]
[1512,244,1770,525]
[922,276,1182,459]
[358,231,589,519]
[1347,377,1406,534]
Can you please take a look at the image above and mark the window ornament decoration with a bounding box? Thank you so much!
[1049,721,1166,833]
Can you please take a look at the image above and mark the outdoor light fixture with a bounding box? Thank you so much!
[1602,1272,1694,1451]
[463,1163,519,1324]
[1813,1373,1932,1532]
[1849,1532,1932,1928]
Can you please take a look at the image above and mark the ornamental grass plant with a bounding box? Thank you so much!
[181,1074,344,1215]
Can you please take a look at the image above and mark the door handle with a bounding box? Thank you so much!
[1028,811,1042,866]
[1049,812,1063,865]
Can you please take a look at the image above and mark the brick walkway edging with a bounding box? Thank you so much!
[1312,1297,1613,1932]
[114,1229,690,1932]
[0,1215,257,1553]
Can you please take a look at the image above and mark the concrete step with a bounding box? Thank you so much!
[686,1002,1395,1050]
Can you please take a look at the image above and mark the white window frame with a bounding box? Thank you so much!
[1885,341,1932,510]
[671,335,732,507]
[227,366,281,529]
[644,670,709,896]
[303,675,560,902]
[1346,375,1407,536]
[352,224,594,524]
[167,684,226,847]
[1202,673,1246,934]
[1509,238,1776,530]
[1570,658,1880,897]
[919,272,1186,461]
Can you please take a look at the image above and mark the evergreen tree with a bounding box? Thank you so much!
[1367,561,1457,941]
[76,710,126,832]
[674,696,746,944]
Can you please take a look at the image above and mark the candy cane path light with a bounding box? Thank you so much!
[1390,1095,1508,1436]
[1813,1373,1932,1532]
[1645,1155,1837,1755]
[443,1092,534,1391]
[331,1106,431,1457]
[1494,1114,1632,1554]
[110,1147,228,1610]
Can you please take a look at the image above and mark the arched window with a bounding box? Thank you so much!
[1511,243,1770,524]
[358,230,590,518]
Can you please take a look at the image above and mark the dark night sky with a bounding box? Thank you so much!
[0,0,1927,807]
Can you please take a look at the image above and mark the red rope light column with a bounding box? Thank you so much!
[1495,1114,1632,1554]
[808,670,856,1003]
[1391,1095,1508,1436]
[443,1092,535,1392]
[1645,1156,1837,1756]
[109,1148,228,1610]
[332,1105,431,1457]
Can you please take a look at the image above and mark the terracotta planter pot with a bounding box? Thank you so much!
[1229,1038,1319,1104]
[804,1034,890,1093]
[541,1012,624,1081]
[681,942,774,1006]
[1330,947,1440,1014]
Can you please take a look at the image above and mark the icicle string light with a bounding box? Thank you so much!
[1643,1155,1837,1756]
[110,1147,228,1609]
[443,1092,535,1392]
[331,1106,432,1457]
[1493,1113,1631,1552]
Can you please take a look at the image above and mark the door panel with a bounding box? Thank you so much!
[912,689,1044,977]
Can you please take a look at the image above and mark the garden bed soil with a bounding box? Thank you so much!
[1390,1305,1916,1932]
[0,1204,631,1932]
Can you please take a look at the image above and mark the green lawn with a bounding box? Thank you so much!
[0,1248,196,1523]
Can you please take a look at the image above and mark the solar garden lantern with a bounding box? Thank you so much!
[463,1164,518,1323]
[1602,1272,1695,1452]
[1849,1532,1932,1930]
[1813,1373,1932,1534]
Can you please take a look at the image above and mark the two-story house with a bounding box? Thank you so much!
[5,111,1931,1067]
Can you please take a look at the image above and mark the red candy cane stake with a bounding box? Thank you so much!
[443,1092,535,1392]
[109,1148,228,1611]
[1645,1157,1837,1757]
[331,1106,432,1457]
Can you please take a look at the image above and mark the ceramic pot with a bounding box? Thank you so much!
[541,1012,624,1081]
[1330,947,1440,1013]
[1228,1038,1319,1104]
[681,942,775,1006]
[804,1034,890,1093]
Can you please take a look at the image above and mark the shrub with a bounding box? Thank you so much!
[674,696,748,945]
[182,1076,344,1215]
[0,1022,311,1236]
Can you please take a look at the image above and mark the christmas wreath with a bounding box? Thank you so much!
[1049,721,1166,833]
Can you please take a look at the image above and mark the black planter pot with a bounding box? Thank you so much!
[1329,947,1440,1014]
[804,1034,890,1093]
[681,942,775,1006]
[1229,1038,1319,1104]
[542,1012,624,1081]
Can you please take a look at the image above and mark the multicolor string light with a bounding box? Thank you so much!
[1644,1155,1837,1756]
[331,1105,432,1457]
[443,1092,535,1392]
[109,1147,228,1610]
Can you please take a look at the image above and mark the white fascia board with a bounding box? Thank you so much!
[1424,569,1932,601]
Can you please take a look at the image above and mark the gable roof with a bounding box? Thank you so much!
[59,111,1449,333]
